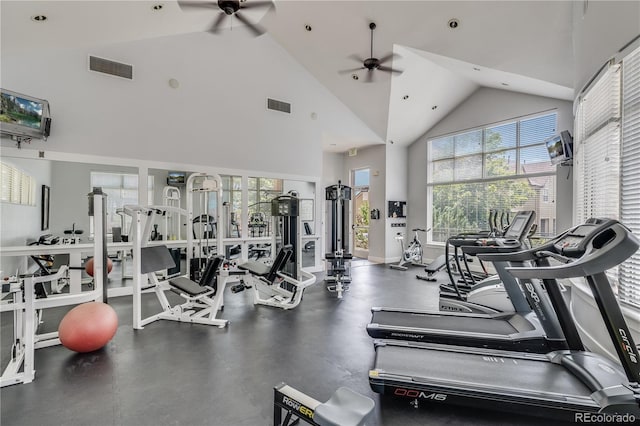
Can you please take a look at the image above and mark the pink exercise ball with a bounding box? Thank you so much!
[58,302,118,353]
[84,257,113,277]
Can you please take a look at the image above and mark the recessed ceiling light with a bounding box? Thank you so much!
[31,15,47,22]
[501,82,509,86]
[305,24,312,32]
[152,4,163,11]
[473,67,481,71]
[432,105,438,110]
[168,78,179,89]
[352,74,359,81]
[402,95,409,100]
[448,18,459,29]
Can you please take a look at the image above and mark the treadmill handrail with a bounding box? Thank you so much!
[506,223,639,280]
[476,250,537,262]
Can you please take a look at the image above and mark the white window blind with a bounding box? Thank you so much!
[428,112,558,242]
[90,172,154,233]
[574,64,621,224]
[619,45,640,308]
[0,162,36,206]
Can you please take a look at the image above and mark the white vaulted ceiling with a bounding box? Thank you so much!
[1,0,575,152]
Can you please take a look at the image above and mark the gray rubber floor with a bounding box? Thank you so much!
[1,260,575,425]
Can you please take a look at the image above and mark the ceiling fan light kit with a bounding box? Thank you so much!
[339,22,402,82]
[178,0,274,36]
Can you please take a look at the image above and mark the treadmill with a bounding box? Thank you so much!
[439,210,536,311]
[369,219,640,421]
[368,211,568,353]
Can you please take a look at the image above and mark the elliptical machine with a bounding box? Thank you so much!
[324,181,352,298]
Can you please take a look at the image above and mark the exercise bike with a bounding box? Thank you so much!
[390,228,428,271]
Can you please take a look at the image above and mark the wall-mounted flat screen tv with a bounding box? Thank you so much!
[0,88,51,140]
[545,130,573,165]
[167,171,186,185]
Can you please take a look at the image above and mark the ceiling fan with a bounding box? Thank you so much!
[340,22,403,83]
[177,0,274,37]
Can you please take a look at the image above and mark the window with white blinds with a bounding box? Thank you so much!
[427,112,558,242]
[574,64,621,224]
[619,45,640,308]
[0,162,37,206]
[90,172,154,233]
[575,43,640,309]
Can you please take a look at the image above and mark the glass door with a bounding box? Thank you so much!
[352,168,370,259]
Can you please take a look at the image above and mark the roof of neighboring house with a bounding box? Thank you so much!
[522,162,554,187]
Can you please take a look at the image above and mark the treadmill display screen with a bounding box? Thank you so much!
[505,216,526,238]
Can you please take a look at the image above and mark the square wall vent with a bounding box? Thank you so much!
[267,98,291,114]
[89,56,133,80]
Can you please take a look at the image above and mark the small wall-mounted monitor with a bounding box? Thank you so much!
[0,88,52,141]
[388,201,407,218]
[545,130,573,165]
[167,171,186,185]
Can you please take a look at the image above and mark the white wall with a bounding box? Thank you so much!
[343,145,386,262]
[408,87,574,260]
[572,1,640,94]
[0,157,52,275]
[385,144,408,261]
[1,32,379,178]
[322,152,346,189]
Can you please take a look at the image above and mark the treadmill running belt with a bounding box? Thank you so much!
[374,344,593,398]
[371,310,519,335]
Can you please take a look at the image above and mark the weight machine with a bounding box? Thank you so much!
[126,201,230,329]
[324,182,352,298]
[235,195,316,309]
[1,188,107,387]
[162,185,182,241]
[187,173,223,281]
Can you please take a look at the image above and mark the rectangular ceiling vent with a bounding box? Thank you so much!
[267,98,291,114]
[89,56,133,80]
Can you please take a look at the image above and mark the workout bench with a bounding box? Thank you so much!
[234,245,310,310]
[133,245,229,328]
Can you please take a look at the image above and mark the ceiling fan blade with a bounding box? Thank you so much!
[207,12,227,34]
[364,70,374,83]
[348,54,366,64]
[240,1,274,10]
[177,1,219,11]
[338,66,365,75]
[377,52,399,65]
[378,65,403,75]
[234,11,266,36]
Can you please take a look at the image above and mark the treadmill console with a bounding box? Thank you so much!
[552,220,617,258]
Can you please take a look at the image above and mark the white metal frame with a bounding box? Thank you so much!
[243,202,316,309]
[0,193,106,387]
[186,173,223,278]
[127,177,231,329]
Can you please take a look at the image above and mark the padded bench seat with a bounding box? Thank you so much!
[237,260,272,277]
[168,277,211,296]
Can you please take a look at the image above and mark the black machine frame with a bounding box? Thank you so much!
[369,219,640,421]
[367,210,569,353]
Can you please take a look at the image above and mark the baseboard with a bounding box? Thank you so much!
[367,256,386,264]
